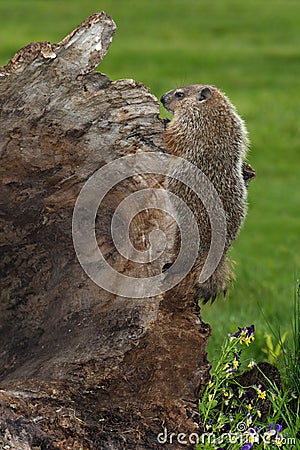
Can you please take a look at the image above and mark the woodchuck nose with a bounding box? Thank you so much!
[160,84,255,303]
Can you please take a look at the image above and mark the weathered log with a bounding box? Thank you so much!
[0,12,210,449]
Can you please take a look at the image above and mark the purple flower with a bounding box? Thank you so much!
[275,423,283,432]
[241,444,253,450]
[232,325,255,338]
[248,324,255,335]
[246,390,255,401]
[231,325,255,346]
[232,328,243,338]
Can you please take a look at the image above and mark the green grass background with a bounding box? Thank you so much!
[1,0,299,364]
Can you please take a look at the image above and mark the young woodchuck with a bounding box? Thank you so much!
[160,84,254,303]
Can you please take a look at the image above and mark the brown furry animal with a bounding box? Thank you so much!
[161,84,254,302]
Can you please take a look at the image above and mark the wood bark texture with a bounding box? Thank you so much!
[0,12,210,449]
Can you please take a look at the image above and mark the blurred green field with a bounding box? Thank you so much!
[1,0,299,363]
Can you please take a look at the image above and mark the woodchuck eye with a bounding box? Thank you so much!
[174,91,185,99]
[199,87,212,102]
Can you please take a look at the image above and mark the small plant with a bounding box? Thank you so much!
[197,322,300,449]
[261,331,289,365]
[280,282,300,398]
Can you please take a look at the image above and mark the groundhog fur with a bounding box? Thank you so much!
[161,84,254,303]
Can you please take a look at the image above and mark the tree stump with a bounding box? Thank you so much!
[0,12,210,449]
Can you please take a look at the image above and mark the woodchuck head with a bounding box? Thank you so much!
[161,84,216,115]
[160,84,241,124]
[160,84,248,159]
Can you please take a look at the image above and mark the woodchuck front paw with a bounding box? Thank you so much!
[197,282,227,304]
[197,255,234,304]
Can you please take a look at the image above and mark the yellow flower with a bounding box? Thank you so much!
[256,385,267,400]
[257,409,262,418]
[246,404,253,411]
[244,335,255,346]
[271,392,278,401]
[233,359,239,370]
[264,431,272,442]
[258,391,266,400]
[248,360,256,368]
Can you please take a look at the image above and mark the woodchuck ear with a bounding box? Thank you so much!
[199,87,212,102]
